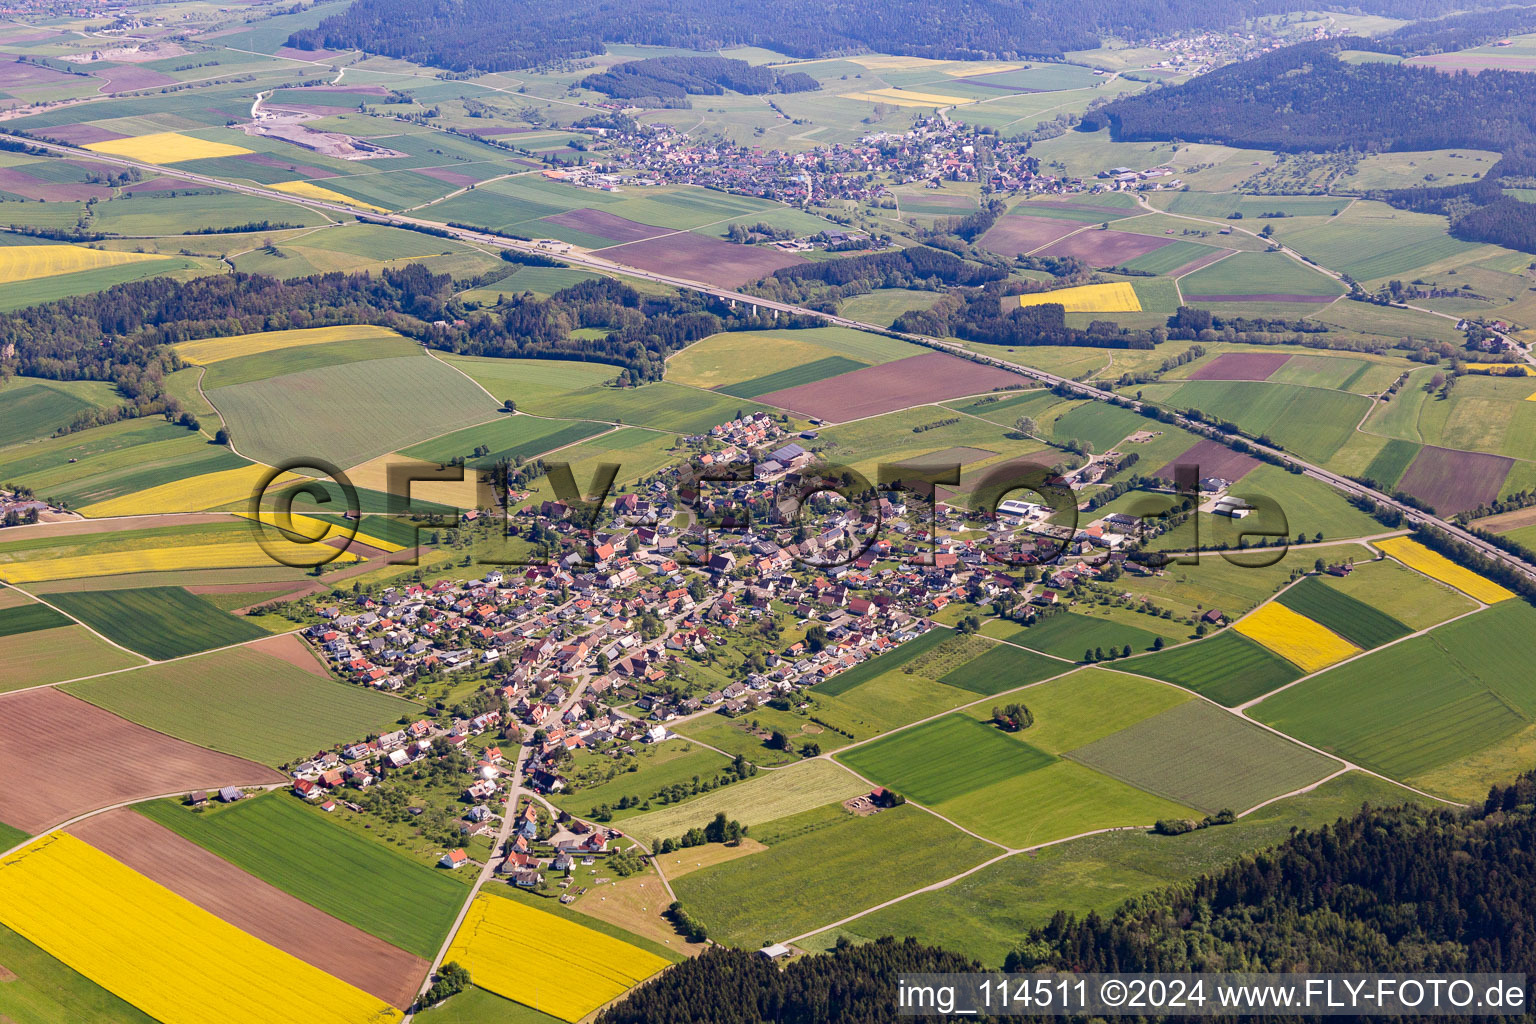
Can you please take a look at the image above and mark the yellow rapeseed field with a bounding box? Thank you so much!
[842,88,971,108]
[1464,362,1533,376]
[78,463,298,517]
[0,536,361,583]
[0,833,401,1024]
[1017,281,1142,313]
[1235,601,1361,673]
[445,895,669,1022]
[1377,536,1514,604]
[269,180,392,214]
[83,132,254,163]
[236,509,405,553]
[0,245,169,285]
[175,324,405,365]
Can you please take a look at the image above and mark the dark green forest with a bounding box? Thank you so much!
[284,0,1472,73]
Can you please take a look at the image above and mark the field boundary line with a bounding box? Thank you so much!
[1233,600,1489,712]
[830,758,1014,852]
[0,783,290,862]
[783,822,1154,948]
[1,581,150,665]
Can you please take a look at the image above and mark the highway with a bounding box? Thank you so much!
[16,128,1536,585]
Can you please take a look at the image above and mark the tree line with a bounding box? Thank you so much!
[0,262,832,426]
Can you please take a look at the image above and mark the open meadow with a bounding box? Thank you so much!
[63,642,413,763]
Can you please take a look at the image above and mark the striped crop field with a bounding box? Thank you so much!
[0,537,360,584]
[268,180,392,214]
[0,833,401,1024]
[1276,576,1412,650]
[445,895,668,1022]
[234,510,405,553]
[0,245,169,285]
[174,325,405,365]
[1376,537,1514,604]
[84,132,254,163]
[1016,282,1141,313]
[78,464,299,518]
[1234,601,1361,674]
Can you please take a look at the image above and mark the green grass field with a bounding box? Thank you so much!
[838,715,1056,805]
[207,354,500,470]
[963,669,1193,754]
[1067,699,1339,813]
[450,352,774,434]
[1320,556,1476,630]
[200,335,424,389]
[0,603,70,638]
[0,418,246,511]
[549,740,732,820]
[1360,438,1422,487]
[942,757,1199,849]
[837,288,943,326]
[805,770,1411,965]
[810,668,984,740]
[1276,576,1411,649]
[992,611,1167,660]
[716,356,865,399]
[1276,203,1483,282]
[63,643,412,764]
[1179,251,1344,299]
[0,625,145,692]
[1135,380,1370,462]
[416,985,567,1024]
[671,803,994,948]
[0,377,120,449]
[1163,194,1346,220]
[1252,601,1536,783]
[1123,630,1301,706]
[617,759,867,847]
[813,628,950,696]
[45,586,266,661]
[136,794,463,958]
[399,415,606,467]
[1049,401,1151,452]
[935,639,1063,696]
[0,920,157,1024]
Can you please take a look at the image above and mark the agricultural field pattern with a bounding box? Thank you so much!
[3,0,1536,1020]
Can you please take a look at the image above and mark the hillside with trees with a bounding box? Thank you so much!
[1082,41,1536,154]
[1083,38,1536,251]
[285,0,1472,73]
[581,57,818,101]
